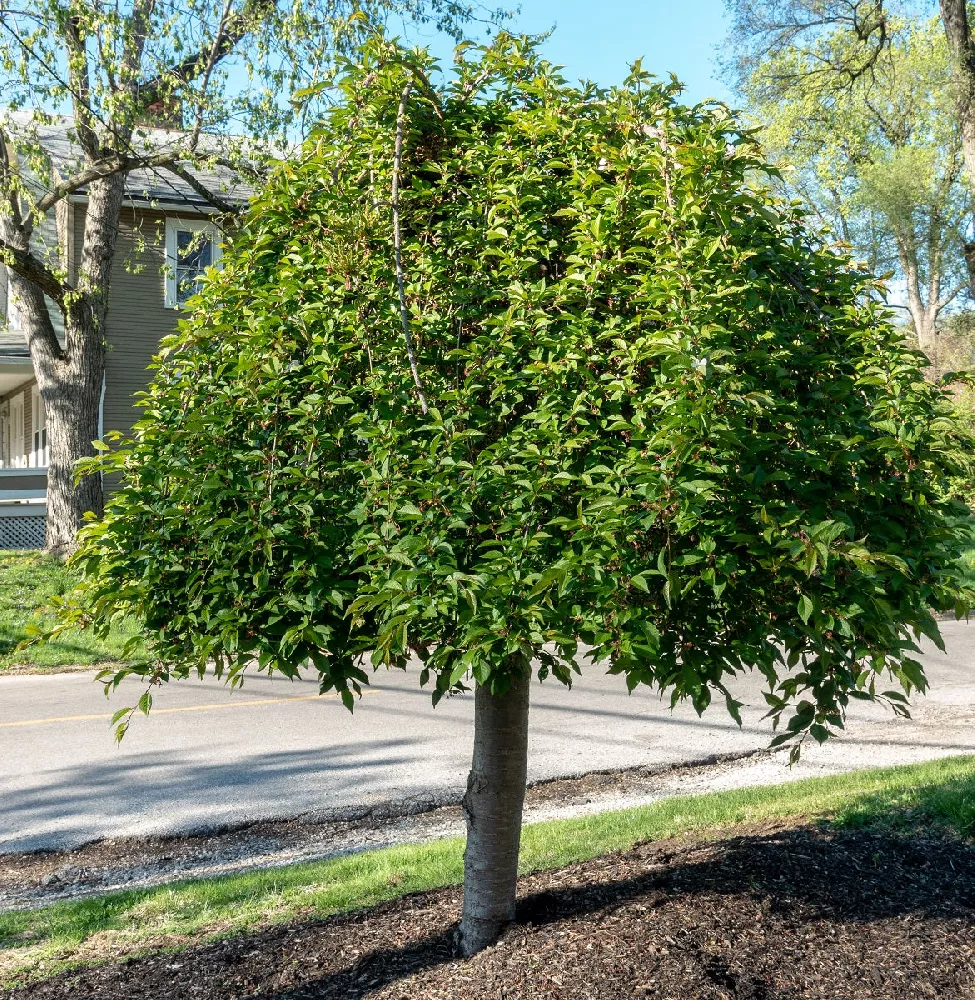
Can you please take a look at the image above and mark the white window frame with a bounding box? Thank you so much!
[0,402,9,469]
[164,218,222,309]
[8,392,24,468]
[30,385,47,468]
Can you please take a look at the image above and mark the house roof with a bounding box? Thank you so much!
[0,327,28,359]
[5,114,260,212]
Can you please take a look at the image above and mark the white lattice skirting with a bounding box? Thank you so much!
[0,514,46,549]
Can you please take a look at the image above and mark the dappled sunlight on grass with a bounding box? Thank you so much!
[0,550,143,671]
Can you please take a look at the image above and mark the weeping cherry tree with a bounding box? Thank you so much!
[60,36,975,955]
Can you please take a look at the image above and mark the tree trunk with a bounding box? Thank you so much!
[914,310,938,360]
[34,175,124,556]
[40,329,105,558]
[941,1,975,197]
[458,669,531,957]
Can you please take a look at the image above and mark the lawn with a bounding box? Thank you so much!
[2,755,973,991]
[0,551,143,672]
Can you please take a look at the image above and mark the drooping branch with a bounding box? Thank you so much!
[391,81,428,415]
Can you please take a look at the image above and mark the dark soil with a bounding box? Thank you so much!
[6,824,975,1000]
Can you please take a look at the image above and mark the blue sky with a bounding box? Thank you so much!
[416,0,734,106]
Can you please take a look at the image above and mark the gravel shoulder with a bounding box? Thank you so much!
[4,739,972,913]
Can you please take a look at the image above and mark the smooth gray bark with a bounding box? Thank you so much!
[458,669,531,956]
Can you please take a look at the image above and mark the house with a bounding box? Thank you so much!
[0,118,254,548]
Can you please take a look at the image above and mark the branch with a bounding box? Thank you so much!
[14,275,65,365]
[33,147,247,214]
[63,13,98,157]
[0,236,69,307]
[136,0,277,107]
[391,82,428,415]
[938,282,967,311]
[0,126,23,225]
[161,161,241,215]
[188,0,236,149]
[119,0,156,92]
[34,155,128,213]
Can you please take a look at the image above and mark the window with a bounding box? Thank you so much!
[30,386,47,467]
[165,219,222,308]
[0,405,8,469]
[8,393,24,468]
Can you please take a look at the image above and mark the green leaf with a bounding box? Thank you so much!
[798,595,814,625]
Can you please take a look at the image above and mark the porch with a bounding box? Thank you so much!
[0,468,46,549]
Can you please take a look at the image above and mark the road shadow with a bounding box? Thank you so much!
[0,739,424,851]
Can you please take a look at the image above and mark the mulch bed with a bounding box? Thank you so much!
[6,823,975,1000]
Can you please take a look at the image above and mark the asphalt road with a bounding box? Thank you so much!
[2,621,974,852]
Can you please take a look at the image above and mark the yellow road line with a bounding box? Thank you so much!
[0,688,381,729]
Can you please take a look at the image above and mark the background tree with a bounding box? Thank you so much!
[61,37,974,955]
[725,0,975,286]
[0,0,493,555]
[740,17,972,357]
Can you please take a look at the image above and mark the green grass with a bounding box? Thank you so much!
[3,755,973,988]
[0,550,143,672]
[957,540,975,591]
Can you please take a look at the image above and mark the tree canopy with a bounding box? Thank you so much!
[738,16,972,354]
[66,36,974,756]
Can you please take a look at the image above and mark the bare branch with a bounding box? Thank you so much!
[32,146,254,215]
[136,0,277,108]
[63,13,98,157]
[0,126,23,226]
[35,155,128,214]
[13,274,65,364]
[160,160,241,214]
[120,0,157,91]
[938,281,967,311]
[189,0,236,149]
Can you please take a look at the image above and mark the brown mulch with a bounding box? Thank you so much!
[5,823,975,1000]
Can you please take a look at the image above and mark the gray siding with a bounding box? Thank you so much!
[6,202,210,471]
[0,162,68,354]
[91,206,191,439]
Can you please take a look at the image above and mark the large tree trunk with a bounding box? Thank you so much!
[33,175,124,556]
[40,331,105,557]
[914,310,938,360]
[458,669,531,957]
[941,1,975,197]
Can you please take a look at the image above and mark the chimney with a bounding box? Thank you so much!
[139,96,183,130]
